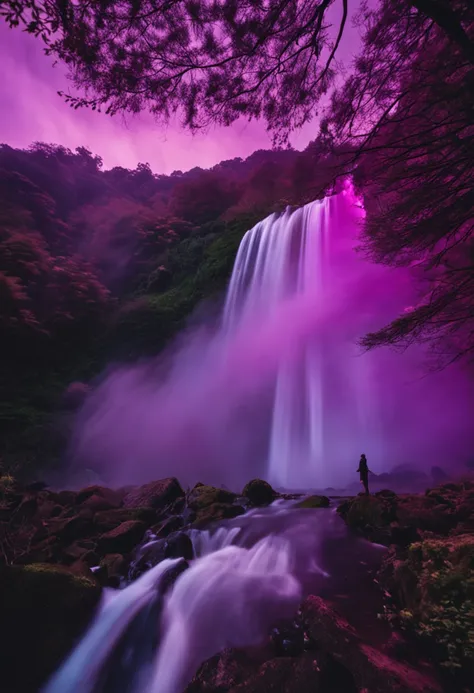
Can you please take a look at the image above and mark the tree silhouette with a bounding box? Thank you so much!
[320,0,474,364]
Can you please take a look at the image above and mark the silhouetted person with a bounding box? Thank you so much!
[357,454,370,495]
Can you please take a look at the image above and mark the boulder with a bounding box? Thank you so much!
[294,495,330,510]
[187,484,237,510]
[229,655,323,693]
[164,532,194,560]
[160,558,190,595]
[94,507,157,532]
[63,539,98,564]
[185,648,265,693]
[300,596,442,693]
[99,553,126,586]
[0,563,101,693]
[339,483,474,544]
[80,494,121,513]
[242,479,276,506]
[46,515,96,544]
[123,478,185,510]
[76,485,124,508]
[337,493,396,545]
[192,503,245,528]
[152,515,184,538]
[98,520,146,554]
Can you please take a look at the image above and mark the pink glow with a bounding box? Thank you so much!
[70,191,474,490]
[0,24,310,173]
[0,1,361,173]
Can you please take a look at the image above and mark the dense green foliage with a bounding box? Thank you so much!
[0,142,336,476]
[401,536,474,672]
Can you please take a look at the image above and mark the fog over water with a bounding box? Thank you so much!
[70,186,474,490]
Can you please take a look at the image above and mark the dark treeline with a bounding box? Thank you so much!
[0,140,341,474]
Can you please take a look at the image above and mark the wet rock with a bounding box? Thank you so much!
[76,485,124,508]
[192,502,245,528]
[294,495,330,509]
[63,539,98,564]
[165,495,186,516]
[271,622,305,657]
[160,558,189,595]
[185,648,266,693]
[68,558,98,581]
[123,477,184,510]
[228,655,323,693]
[242,479,276,506]
[340,482,474,544]
[301,596,442,693]
[187,484,237,510]
[165,531,194,560]
[94,507,157,532]
[0,563,101,693]
[152,515,184,538]
[80,493,121,513]
[98,520,146,554]
[99,552,126,586]
[47,515,96,544]
[337,493,396,545]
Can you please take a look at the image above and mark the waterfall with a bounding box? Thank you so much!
[223,186,388,489]
[43,501,342,693]
[70,184,474,490]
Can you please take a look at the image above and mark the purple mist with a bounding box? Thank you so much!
[70,185,474,490]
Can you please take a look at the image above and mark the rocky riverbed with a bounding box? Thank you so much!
[0,474,473,693]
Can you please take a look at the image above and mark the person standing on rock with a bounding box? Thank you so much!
[357,454,370,495]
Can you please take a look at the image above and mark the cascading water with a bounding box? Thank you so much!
[222,186,403,488]
[43,502,357,693]
[70,184,474,490]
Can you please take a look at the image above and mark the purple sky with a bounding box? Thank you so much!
[0,6,360,174]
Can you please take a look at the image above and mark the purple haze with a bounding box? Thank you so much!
[69,187,474,491]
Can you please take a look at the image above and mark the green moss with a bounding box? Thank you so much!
[294,495,330,509]
[344,494,394,528]
[187,484,237,511]
[399,535,474,671]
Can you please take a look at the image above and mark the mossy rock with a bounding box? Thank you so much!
[0,563,101,692]
[339,494,395,528]
[242,479,276,506]
[94,506,157,532]
[294,495,330,509]
[187,484,237,511]
[399,534,474,673]
[192,502,246,528]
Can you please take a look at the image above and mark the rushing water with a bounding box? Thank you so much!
[223,187,378,488]
[43,502,387,693]
[70,186,474,490]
